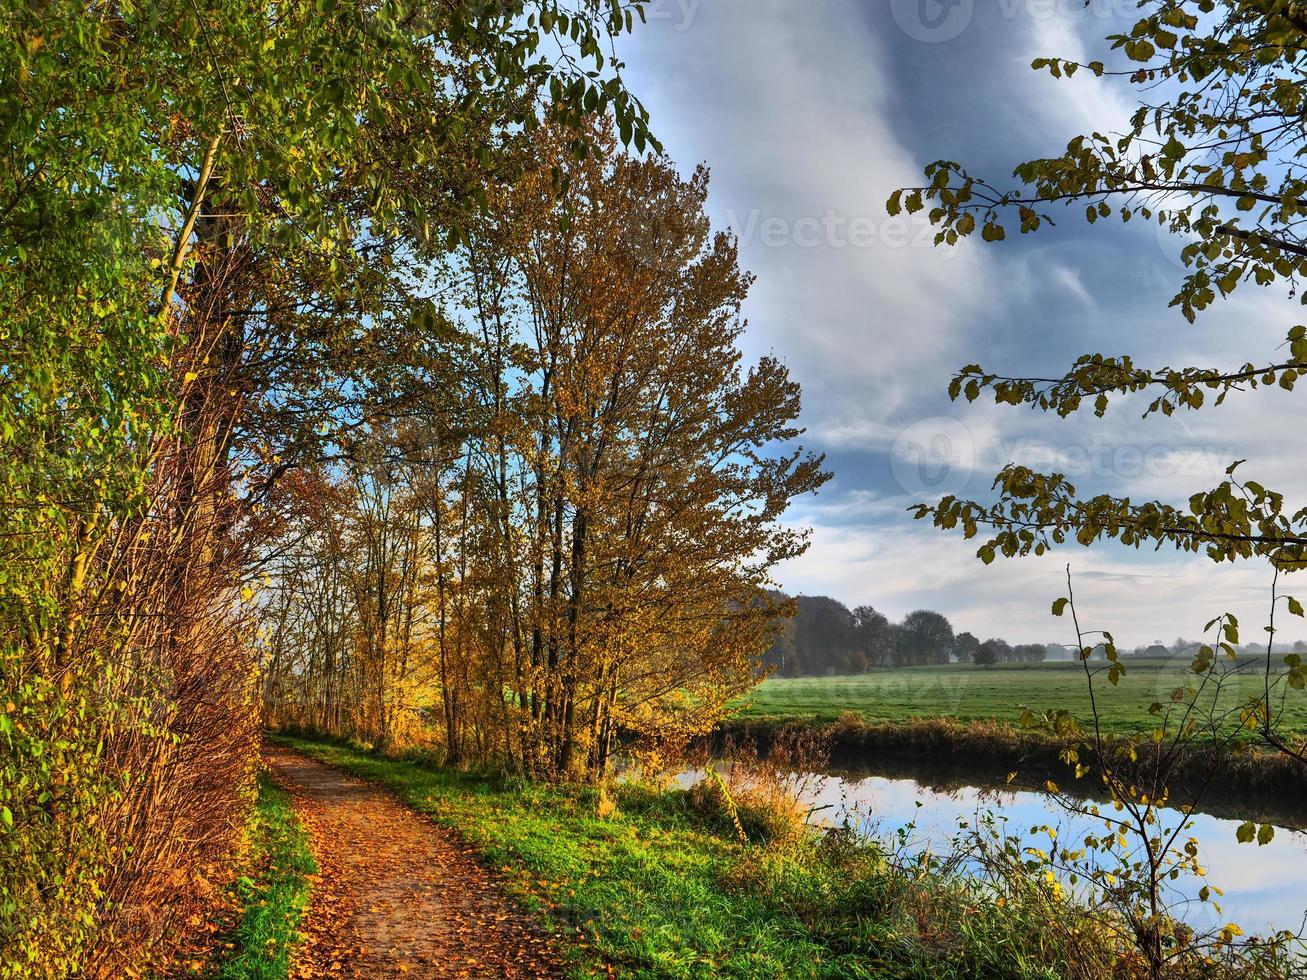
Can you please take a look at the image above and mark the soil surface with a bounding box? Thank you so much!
[263,746,565,979]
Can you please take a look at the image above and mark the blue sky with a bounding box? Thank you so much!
[616,0,1305,646]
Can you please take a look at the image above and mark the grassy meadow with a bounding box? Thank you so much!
[736,659,1307,737]
[270,734,1140,980]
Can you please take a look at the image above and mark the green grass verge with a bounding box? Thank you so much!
[211,772,316,980]
[269,733,1103,980]
[737,660,1307,736]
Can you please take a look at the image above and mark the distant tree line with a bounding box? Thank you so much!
[759,595,1049,676]
[759,601,1307,677]
[1126,638,1307,659]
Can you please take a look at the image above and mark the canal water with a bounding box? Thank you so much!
[673,763,1307,939]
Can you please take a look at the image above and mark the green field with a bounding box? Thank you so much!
[272,734,1123,979]
[213,772,316,980]
[737,659,1307,737]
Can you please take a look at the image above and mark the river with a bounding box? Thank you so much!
[674,761,1307,939]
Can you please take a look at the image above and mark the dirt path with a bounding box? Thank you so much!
[263,746,565,979]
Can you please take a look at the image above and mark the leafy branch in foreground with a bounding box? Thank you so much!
[889,1,1307,324]
[916,461,1307,570]
[895,0,1307,769]
[947,323,1307,420]
[995,570,1304,980]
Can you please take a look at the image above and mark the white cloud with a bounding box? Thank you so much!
[774,517,1288,648]
[1019,7,1137,138]
[621,0,995,447]
[1050,263,1094,309]
[619,2,1307,639]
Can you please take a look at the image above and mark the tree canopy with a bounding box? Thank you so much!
[1,3,662,975]
[260,120,830,779]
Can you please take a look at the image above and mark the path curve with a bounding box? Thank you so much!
[264,745,564,979]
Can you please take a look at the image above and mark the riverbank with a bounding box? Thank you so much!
[268,733,1298,979]
[269,734,1103,978]
[713,716,1307,828]
[738,665,1307,737]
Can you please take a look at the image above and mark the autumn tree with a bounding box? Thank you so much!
[2,3,658,975]
[264,120,830,780]
[453,120,830,778]
[893,0,1307,763]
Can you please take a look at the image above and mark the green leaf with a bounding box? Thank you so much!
[1052,598,1069,617]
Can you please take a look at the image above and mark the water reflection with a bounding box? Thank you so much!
[673,766,1307,937]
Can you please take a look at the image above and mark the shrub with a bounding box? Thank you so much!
[685,727,831,847]
[686,769,809,846]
